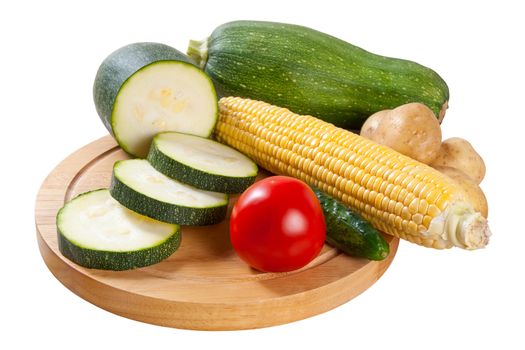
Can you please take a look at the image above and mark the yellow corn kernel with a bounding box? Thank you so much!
[215,97,491,249]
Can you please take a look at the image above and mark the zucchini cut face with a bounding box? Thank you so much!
[56,189,181,270]
[112,61,218,157]
[148,132,257,193]
[110,159,228,225]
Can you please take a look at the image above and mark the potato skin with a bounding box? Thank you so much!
[360,110,390,137]
[434,166,488,218]
[430,137,486,184]
[360,103,442,164]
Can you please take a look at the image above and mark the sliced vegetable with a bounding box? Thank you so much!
[147,132,257,193]
[215,97,491,250]
[230,176,326,272]
[93,42,218,158]
[57,189,181,270]
[188,20,449,130]
[430,137,486,184]
[312,187,389,260]
[109,159,228,225]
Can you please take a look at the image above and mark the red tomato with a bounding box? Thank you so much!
[230,176,326,272]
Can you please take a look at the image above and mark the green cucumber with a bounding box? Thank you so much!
[312,187,389,260]
[147,132,257,193]
[188,21,449,130]
[94,42,218,158]
[56,189,181,270]
[109,159,228,225]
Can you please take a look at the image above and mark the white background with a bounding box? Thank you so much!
[2,0,524,349]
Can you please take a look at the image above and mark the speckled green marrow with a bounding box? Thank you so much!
[188,21,449,130]
[109,159,228,225]
[94,42,194,133]
[147,132,257,193]
[312,187,389,260]
[93,42,218,158]
[56,189,182,270]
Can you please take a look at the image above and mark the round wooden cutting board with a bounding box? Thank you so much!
[35,135,399,330]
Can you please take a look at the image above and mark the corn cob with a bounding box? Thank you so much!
[216,97,491,249]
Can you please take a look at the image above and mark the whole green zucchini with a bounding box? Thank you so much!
[312,187,389,261]
[188,21,449,130]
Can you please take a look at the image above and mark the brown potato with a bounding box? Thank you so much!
[360,103,442,164]
[434,166,488,218]
[430,137,486,184]
[360,109,390,136]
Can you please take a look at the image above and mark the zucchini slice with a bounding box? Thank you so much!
[148,132,257,193]
[109,159,228,225]
[57,189,181,270]
[93,42,218,158]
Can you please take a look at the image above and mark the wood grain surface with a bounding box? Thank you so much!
[35,135,399,330]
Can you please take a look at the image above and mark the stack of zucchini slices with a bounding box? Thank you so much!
[57,43,257,271]
[109,133,257,226]
[58,133,257,271]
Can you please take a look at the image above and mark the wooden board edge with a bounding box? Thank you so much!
[37,222,398,331]
[34,135,400,330]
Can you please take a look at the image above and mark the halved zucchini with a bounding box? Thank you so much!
[109,159,228,225]
[57,189,181,270]
[93,42,218,158]
[148,132,257,193]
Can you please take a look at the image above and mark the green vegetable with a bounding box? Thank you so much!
[109,159,228,225]
[93,42,218,158]
[312,187,389,260]
[188,20,449,130]
[57,189,181,270]
[147,132,258,193]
